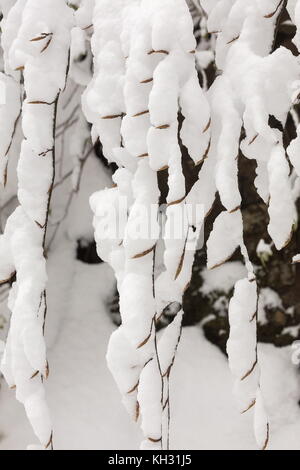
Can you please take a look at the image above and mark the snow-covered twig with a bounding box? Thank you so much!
[202,0,300,449]
[0,0,73,449]
[87,0,210,449]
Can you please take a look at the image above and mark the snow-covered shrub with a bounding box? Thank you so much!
[1,0,300,451]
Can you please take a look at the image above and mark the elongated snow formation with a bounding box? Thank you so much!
[86,0,210,449]
[203,0,300,449]
[0,0,73,449]
[87,0,300,450]
[0,1,21,186]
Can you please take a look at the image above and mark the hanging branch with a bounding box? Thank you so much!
[202,0,300,449]
[0,0,73,450]
[0,73,21,186]
[87,0,210,450]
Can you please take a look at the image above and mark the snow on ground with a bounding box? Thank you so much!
[171,332,300,450]
[0,257,141,450]
[0,255,300,450]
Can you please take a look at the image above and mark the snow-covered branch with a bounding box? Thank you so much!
[0,0,73,449]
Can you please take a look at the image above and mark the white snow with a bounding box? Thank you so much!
[1,0,300,452]
[0,73,20,186]
[1,257,300,450]
[200,261,247,295]
[257,287,283,325]
[256,239,272,258]
[207,210,243,270]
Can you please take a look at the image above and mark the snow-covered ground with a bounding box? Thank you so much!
[1,257,300,450]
